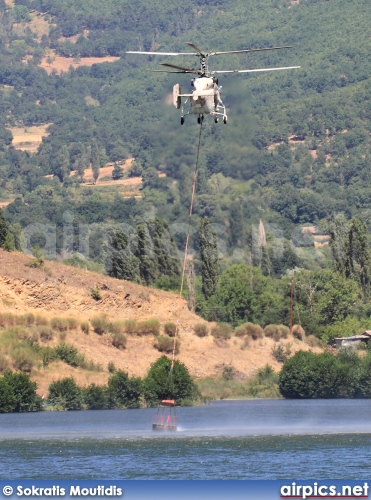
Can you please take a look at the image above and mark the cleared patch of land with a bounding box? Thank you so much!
[0,199,14,208]
[8,124,51,152]
[40,55,120,75]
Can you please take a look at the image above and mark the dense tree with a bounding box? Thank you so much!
[107,370,142,409]
[0,208,8,247]
[199,217,219,299]
[0,377,16,413]
[48,377,82,410]
[3,371,42,412]
[144,355,199,406]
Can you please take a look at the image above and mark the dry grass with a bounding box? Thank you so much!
[9,124,51,152]
[39,55,120,75]
[28,13,52,40]
[0,200,14,208]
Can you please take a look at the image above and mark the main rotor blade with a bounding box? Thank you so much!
[160,62,202,73]
[210,45,293,56]
[149,70,199,74]
[126,50,195,56]
[185,42,204,54]
[212,66,301,74]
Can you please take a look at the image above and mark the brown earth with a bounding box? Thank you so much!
[9,124,51,152]
[0,250,317,394]
[39,55,120,75]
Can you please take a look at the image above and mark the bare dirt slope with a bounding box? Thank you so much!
[0,250,315,393]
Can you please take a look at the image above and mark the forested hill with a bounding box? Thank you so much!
[0,0,370,336]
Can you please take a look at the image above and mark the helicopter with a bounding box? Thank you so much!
[126,42,300,125]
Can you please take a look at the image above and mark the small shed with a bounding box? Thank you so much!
[330,331,371,348]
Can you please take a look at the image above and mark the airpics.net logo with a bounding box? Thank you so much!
[280,482,369,500]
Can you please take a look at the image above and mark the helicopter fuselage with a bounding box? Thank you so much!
[190,77,219,115]
[175,76,226,123]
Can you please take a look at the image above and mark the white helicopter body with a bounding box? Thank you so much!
[127,42,300,125]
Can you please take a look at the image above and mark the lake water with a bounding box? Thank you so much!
[1,400,371,479]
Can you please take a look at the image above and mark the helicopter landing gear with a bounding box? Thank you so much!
[214,117,219,123]
[197,115,204,124]
[180,116,185,125]
[223,115,227,125]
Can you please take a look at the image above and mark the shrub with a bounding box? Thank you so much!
[123,319,137,334]
[271,343,292,364]
[80,322,90,335]
[90,316,109,335]
[66,318,79,330]
[108,361,116,373]
[0,353,10,373]
[34,315,49,326]
[154,335,179,354]
[108,321,126,335]
[136,319,160,336]
[235,322,263,340]
[292,324,306,341]
[0,313,16,328]
[22,313,35,326]
[264,324,289,341]
[48,377,82,411]
[222,366,235,381]
[54,342,85,368]
[51,317,69,332]
[306,334,319,347]
[211,323,233,340]
[164,322,177,337]
[11,346,38,372]
[38,326,53,342]
[91,287,102,301]
[193,323,208,337]
[84,384,109,410]
[59,331,67,341]
[112,332,127,350]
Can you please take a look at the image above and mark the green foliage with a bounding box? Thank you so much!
[80,321,90,334]
[154,335,179,354]
[136,319,160,336]
[0,208,8,248]
[235,322,264,340]
[271,343,292,364]
[107,370,142,409]
[26,246,44,268]
[3,370,42,412]
[199,217,219,299]
[0,378,16,413]
[48,377,82,410]
[197,365,280,400]
[90,316,109,335]
[278,350,371,399]
[193,323,208,337]
[163,322,177,337]
[112,164,124,180]
[144,355,199,406]
[264,324,289,341]
[83,384,109,410]
[90,287,102,301]
[54,342,85,368]
[50,317,69,332]
[111,332,127,350]
[210,323,233,340]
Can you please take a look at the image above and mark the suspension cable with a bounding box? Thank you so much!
[180,121,203,297]
[168,121,204,397]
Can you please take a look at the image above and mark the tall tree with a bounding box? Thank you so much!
[199,217,219,299]
[104,228,139,281]
[91,139,100,184]
[0,208,8,247]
